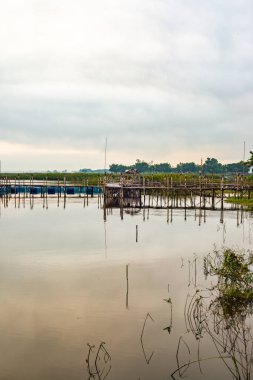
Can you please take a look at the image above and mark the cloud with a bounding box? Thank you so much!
[0,0,253,170]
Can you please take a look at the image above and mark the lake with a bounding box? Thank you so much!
[0,197,252,379]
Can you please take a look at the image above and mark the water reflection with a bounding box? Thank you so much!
[126,264,129,309]
[0,189,101,211]
[0,194,250,228]
[140,313,155,365]
[0,197,252,380]
[163,298,173,334]
[175,248,253,380]
[86,342,112,380]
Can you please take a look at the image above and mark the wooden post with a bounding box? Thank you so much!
[18,175,21,202]
[83,179,86,207]
[23,178,25,204]
[14,177,17,203]
[143,176,145,208]
[221,176,224,210]
[211,188,215,210]
[64,176,66,208]
[45,176,48,201]
[126,264,129,309]
[199,175,202,209]
[120,177,123,220]
[58,179,60,204]
[29,176,32,203]
[184,192,187,221]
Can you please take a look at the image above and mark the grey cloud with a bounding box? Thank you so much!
[0,0,253,169]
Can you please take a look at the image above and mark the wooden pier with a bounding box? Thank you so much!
[1,174,253,213]
[0,177,104,209]
[0,177,103,212]
[103,175,253,211]
[0,177,102,197]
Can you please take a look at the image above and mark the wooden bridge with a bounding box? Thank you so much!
[103,175,253,210]
[1,175,253,212]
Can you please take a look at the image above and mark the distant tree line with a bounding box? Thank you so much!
[109,158,246,174]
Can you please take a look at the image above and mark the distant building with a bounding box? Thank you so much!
[124,169,138,175]
[249,165,253,174]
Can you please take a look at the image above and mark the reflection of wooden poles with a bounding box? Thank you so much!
[86,342,111,380]
[163,298,173,334]
[171,356,230,380]
[194,256,197,287]
[220,209,224,224]
[140,313,155,364]
[95,342,111,380]
[126,264,129,309]
[176,336,190,378]
[183,277,253,380]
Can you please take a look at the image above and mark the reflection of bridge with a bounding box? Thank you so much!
[104,176,253,210]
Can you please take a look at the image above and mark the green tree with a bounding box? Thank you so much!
[246,151,253,166]
[153,162,172,173]
[203,157,222,174]
[134,159,151,173]
[176,162,199,173]
[223,162,244,174]
[109,164,130,173]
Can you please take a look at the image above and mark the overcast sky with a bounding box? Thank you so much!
[0,0,252,171]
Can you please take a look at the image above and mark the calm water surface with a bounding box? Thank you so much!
[0,198,252,380]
